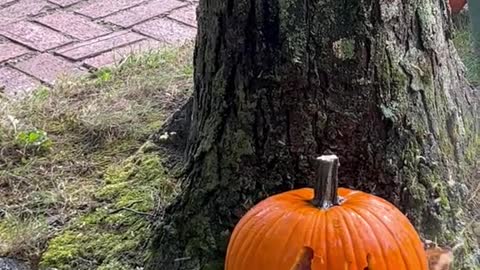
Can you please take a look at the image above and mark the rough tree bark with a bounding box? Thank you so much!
[148,0,480,269]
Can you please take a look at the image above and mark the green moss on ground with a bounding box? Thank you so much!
[40,145,178,270]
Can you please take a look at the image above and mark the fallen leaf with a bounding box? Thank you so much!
[426,246,453,270]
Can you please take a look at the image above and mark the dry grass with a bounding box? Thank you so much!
[453,11,480,86]
[451,12,480,267]
[0,44,193,266]
[453,10,480,225]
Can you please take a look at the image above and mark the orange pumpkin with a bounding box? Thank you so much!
[449,0,467,14]
[225,155,428,270]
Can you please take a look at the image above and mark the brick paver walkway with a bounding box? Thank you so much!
[0,0,197,97]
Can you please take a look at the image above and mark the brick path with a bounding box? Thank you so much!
[0,0,197,97]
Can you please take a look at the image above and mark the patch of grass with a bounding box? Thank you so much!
[454,30,480,85]
[453,12,480,86]
[40,145,178,270]
[0,44,193,267]
[453,7,480,240]
[0,215,50,262]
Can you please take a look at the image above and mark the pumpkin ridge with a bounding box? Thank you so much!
[278,209,311,269]
[331,208,354,270]
[226,205,267,265]
[242,203,307,268]
[360,204,411,269]
[346,205,389,269]
[229,204,274,267]
[236,204,286,268]
[412,232,429,268]
[388,207,429,268]
[336,206,360,268]
[340,191,371,205]
[304,205,317,252]
[235,204,282,266]
[353,202,426,268]
[310,207,323,267]
[323,210,330,269]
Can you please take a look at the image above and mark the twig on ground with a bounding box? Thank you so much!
[107,200,153,217]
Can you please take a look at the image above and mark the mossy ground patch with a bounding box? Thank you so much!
[0,44,192,269]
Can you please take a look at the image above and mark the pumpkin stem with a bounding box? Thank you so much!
[312,155,340,208]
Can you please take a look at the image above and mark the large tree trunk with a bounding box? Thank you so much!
[147,0,480,269]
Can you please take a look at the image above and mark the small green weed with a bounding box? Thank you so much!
[93,68,114,84]
[15,130,52,153]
